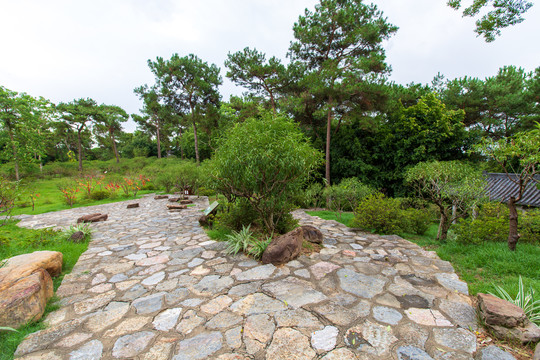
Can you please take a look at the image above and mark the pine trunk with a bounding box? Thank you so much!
[8,127,19,181]
[193,120,200,165]
[111,131,120,163]
[156,118,162,159]
[507,196,520,251]
[325,98,333,186]
[77,129,83,172]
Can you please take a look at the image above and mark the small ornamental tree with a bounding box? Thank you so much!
[405,160,487,241]
[209,111,322,233]
[475,125,540,251]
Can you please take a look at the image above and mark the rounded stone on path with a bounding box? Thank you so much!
[439,299,478,331]
[73,290,116,314]
[344,320,398,356]
[112,331,155,358]
[475,345,516,360]
[433,328,476,354]
[235,264,276,281]
[373,306,403,325]
[176,309,205,334]
[136,254,169,266]
[337,268,386,299]
[309,262,341,280]
[88,283,113,294]
[91,273,107,285]
[69,340,103,360]
[405,308,452,327]
[108,273,128,283]
[266,328,316,360]
[56,332,92,348]
[188,258,204,268]
[132,292,166,314]
[104,316,151,337]
[320,348,358,360]
[311,326,339,352]
[396,346,434,360]
[244,314,275,343]
[142,271,165,286]
[174,331,223,360]
[141,337,178,360]
[153,307,183,331]
[200,295,232,314]
[225,326,243,349]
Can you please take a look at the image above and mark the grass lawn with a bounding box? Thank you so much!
[0,221,90,360]
[306,210,540,297]
[305,210,355,227]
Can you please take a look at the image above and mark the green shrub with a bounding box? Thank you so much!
[209,111,322,233]
[400,208,432,235]
[214,199,260,232]
[296,183,324,208]
[521,209,540,244]
[324,178,375,213]
[197,187,216,197]
[450,202,540,245]
[89,190,109,201]
[351,193,402,234]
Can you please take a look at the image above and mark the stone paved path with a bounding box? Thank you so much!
[14,195,479,359]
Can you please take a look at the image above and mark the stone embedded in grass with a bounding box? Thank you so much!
[69,231,85,243]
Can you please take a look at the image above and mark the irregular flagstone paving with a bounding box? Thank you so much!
[14,195,479,359]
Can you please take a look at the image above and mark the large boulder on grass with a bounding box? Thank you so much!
[0,251,63,292]
[77,213,108,224]
[0,268,53,328]
[478,293,540,343]
[0,251,61,328]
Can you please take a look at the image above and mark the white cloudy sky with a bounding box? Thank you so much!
[1,0,539,132]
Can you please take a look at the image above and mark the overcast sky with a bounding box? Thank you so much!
[1,0,539,132]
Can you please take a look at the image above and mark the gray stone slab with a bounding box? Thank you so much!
[174,331,223,360]
[337,268,386,299]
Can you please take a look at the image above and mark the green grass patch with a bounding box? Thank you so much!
[305,210,354,227]
[0,221,90,360]
[206,226,233,242]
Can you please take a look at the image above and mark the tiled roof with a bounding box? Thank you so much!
[485,172,540,207]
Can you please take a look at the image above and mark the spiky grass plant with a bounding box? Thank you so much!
[62,223,93,241]
[224,225,254,256]
[491,276,540,326]
[248,236,272,259]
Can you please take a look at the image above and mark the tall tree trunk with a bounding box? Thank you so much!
[325,97,333,186]
[437,208,450,241]
[77,128,83,172]
[178,127,184,160]
[8,126,19,181]
[507,196,520,251]
[110,131,120,163]
[190,104,200,165]
[155,117,162,159]
[193,119,200,165]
